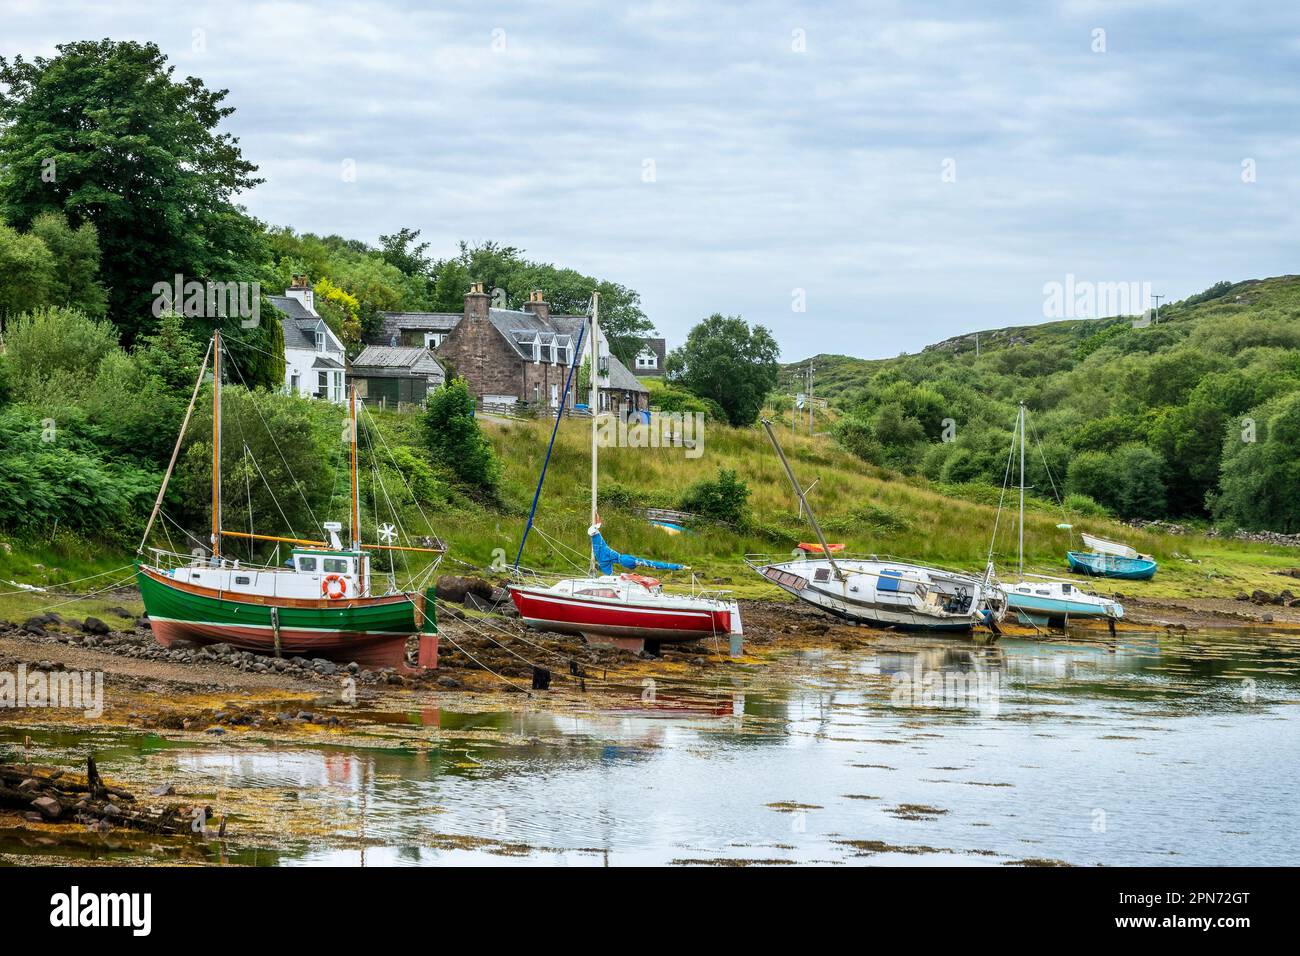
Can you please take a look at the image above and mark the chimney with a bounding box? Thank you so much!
[285,274,316,315]
[464,281,489,320]
[521,289,550,321]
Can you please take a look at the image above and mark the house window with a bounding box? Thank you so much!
[333,371,344,402]
[290,373,300,393]
[533,383,540,403]
[424,332,442,349]
[636,351,657,369]
[532,341,541,362]
[317,371,328,397]
[315,330,326,352]
[557,345,568,366]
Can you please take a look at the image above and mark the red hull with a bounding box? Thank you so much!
[150,618,422,671]
[509,587,731,643]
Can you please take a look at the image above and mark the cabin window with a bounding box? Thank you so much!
[297,556,317,572]
[323,558,351,574]
[235,576,251,585]
[814,568,830,582]
[1061,584,1072,594]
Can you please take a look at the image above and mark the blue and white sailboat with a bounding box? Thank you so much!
[994,405,1124,627]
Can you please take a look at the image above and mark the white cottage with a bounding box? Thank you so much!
[268,276,346,403]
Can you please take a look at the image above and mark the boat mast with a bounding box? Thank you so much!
[589,291,600,575]
[761,419,844,581]
[211,330,222,561]
[1018,402,1026,579]
[350,384,361,552]
[138,337,213,554]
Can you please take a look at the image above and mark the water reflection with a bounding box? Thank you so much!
[3,628,1298,866]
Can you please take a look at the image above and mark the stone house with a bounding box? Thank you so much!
[383,284,649,414]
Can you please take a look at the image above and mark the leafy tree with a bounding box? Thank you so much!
[666,314,780,426]
[0,218,53,316]
[28,211,106,315]
[1,306,119,404]
[379,227,433,278]
[1211,392,1300,532]
[423,378,500,494]
[0,40,264,343]
[679,468,751,527]
[1066,444,1166,519]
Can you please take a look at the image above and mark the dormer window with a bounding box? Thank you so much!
[557,344,568,366]
[315,330,326,352]
[531,339,541,362]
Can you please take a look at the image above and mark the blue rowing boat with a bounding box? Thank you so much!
[1066,550,1157,580]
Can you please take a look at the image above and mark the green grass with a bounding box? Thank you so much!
[4,399,1299,622]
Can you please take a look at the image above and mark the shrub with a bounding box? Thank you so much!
[423,379,500,495]
[1062,492,1108,518]
[679,467,751,527]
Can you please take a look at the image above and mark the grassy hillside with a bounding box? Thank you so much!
[780,276,1300,532]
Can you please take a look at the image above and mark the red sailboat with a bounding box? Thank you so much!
[506,293,742,654]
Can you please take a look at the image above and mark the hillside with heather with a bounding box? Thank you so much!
[786,276,1300,532]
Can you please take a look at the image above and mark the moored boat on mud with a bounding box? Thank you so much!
[749,419,1005,632]
[134,331,442,670]
[506,292,741,653]
[992,404,1126,625]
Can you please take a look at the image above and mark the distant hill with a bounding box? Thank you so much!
[779,276,1300,530]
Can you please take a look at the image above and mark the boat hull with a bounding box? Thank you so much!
[1006,593,1121,622]
[508,586,732,644]
[137,565,432,670]
[1067,551,1156,580]
[754,559,998,631]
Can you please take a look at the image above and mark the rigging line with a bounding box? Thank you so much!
[987,410,1019,566]
[242,443,255,562]
[0,562,139,597]
[159,510,209,552]
[219,342,326,540]
[244,442,300,542]
[361,417,418,591]
[531,525,589,571]
[457,606,614,685]
[359,403,444,550]
[13,571,141,619]
[401,595,531,694]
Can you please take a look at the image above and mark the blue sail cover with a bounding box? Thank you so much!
[591,530,684,575]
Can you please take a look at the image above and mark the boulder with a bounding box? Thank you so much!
[435,574,496,605]
[31,796,62,820]
[81,616,111,635]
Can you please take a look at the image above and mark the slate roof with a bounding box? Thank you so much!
[373,311,462,345]
[268,295,338,353]
[637,336,667,367]
[351,346,444,378]
[604,353,649,393]
[311,355,344,370]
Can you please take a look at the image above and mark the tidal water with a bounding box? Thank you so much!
[4,628,1299,866]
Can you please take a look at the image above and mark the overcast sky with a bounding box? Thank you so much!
[3,0,1298,360]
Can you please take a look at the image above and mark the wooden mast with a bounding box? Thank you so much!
[589,291,600,575]
[211,330,222,560]
[350,384,360,551]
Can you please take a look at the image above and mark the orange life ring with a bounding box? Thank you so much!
[322,574,348,600]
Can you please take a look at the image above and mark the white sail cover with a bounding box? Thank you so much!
[1081,533,1138,559]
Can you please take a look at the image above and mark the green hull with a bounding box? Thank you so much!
[137,565,436,669]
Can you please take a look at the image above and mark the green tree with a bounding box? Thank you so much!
[423,378,500,494]
[1211,392,1300,532]
[0,218,53,316]
[1066,444,1166,519]
[1,306,119,404]
[27,211,106,315]
[666,314,780,426]
[0,40,264,343]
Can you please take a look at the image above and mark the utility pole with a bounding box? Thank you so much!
[1152,294,1164,325]
[807,362,814,435]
